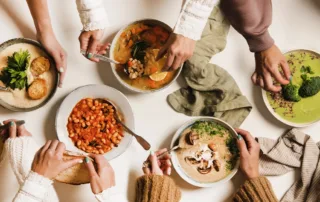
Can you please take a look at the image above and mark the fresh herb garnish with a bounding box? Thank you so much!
[0,50,30,90]
[191,121,226,137]
[225,136,239,171]
[131,41,149,62]
[300,65,314,74]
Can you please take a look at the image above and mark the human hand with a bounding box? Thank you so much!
[84,155,115,194]
[157,33,195,71]
[142,149,172,176]
[31,140,82,179]
[78,30,110,62]
[236,129,260,180]
[252,44,291,92]
[37,32,67,88]
[0,120,32,141]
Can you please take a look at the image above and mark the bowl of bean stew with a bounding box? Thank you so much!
[55,84,135,160]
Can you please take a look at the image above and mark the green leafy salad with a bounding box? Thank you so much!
[0,50,30,90]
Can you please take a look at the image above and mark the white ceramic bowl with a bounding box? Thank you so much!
[171,117,239,188]
[109,19,182,93]
[55,85,134,161]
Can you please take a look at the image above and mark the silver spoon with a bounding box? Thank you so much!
[80,50,119,64]
[97,99,151,150]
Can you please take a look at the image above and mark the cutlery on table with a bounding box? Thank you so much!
[97,99,151,151]
[80,50,119,64]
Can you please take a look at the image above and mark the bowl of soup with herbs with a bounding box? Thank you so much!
[171,117,239,187]
[110,19,182,93]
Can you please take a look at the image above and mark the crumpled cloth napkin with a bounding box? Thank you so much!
[258,128,320,202]
[167,6,252,128]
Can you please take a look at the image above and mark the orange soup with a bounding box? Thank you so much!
[113,22,178,90]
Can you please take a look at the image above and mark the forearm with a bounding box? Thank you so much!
[233,176,278,202]
[26,0,53,36]
[76,0,108,31]
[174,0,218,40]
[220,0,274,52]
[13,171,53,202]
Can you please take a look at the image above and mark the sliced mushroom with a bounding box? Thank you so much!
[212,160,221,172]
[185,157,200,165]
[197,160,212,174]
[186,131,200,145]
[208,143,217,152]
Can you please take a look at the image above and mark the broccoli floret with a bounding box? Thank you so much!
[282,83,301,102]
[299,76,320,98]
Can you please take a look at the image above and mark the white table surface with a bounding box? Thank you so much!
[0,0,319,201]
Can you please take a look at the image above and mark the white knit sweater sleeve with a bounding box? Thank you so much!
[76,0,109,31]
[3,137,59,202]
[174,0,219,40]
[13,171,53,202]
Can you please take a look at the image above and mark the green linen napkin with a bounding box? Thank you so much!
[168,6,252,128]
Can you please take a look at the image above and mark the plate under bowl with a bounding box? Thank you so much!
[261,49,320,128]
[0,38,59,112]
[55,84,135,161]
[170,117,239,188]
[109,19,182,93]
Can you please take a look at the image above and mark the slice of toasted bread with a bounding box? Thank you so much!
[28,78,47,100]
[30,56,50,76]
[54,152,91,185]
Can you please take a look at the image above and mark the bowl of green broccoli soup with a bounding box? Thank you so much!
[262,49,320,127]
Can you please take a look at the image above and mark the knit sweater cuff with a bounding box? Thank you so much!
[174,0,218,41]
[18,171,53,201]
[245,31,274,52]
[136,175,181,202]
[76,0,109,31]
[233,176,278,202]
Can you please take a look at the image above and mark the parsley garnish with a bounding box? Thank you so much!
[0,50,30,90]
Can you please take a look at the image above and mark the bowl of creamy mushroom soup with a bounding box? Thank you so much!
[171,117,239,187]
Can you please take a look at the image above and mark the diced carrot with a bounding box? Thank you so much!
[153,26,164,35]
[127,40,134,48]
[120,32,126,38]
[150,67,158,74]
[127,60,133,67]
[131,28,136,34]
[147,79,158,89]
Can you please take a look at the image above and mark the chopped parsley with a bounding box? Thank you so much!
[225,135,239,171]
[191,121,226,137]
[300,65,314,74]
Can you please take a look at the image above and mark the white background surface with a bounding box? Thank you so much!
[0,0,319,201]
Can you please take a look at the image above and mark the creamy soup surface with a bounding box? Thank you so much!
[0,43,56,108]
[175,121,238,183]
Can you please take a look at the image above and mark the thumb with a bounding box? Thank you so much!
[8,121,17,138]
[52,51,67,87]
[148,151,160,173]
[62,157,83,170]
[85,157,98,177]
[156,46,168,61]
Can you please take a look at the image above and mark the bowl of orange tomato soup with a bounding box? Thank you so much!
[110,19,182,93]
[55,84,135,160]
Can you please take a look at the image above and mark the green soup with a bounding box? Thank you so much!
[266,50,320,124]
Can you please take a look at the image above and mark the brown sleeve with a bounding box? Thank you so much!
[220,0,274,52]
[233,176,278,202]
[135,175,181,202]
